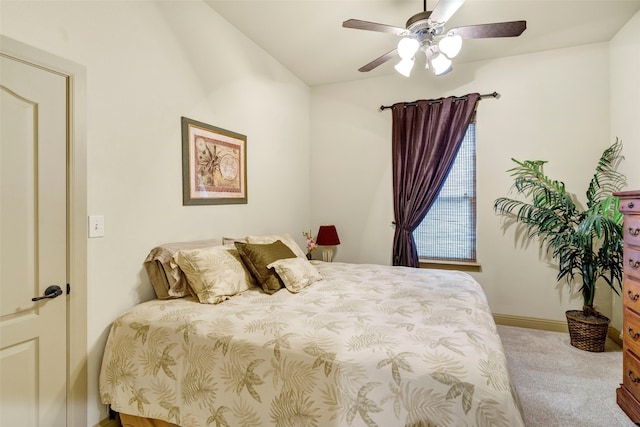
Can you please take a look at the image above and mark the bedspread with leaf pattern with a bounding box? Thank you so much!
[99,262,524,427]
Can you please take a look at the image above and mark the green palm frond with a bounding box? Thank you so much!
[586,139,625,207]
[494,140,625,314]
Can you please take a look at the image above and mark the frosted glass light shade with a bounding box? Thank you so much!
[438,34,462,58]
[431,53,452,75]
[394,58,414,77]
[397,37,419,60]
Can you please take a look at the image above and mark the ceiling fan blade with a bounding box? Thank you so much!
[358,48,398,72]
[343,19,407,36]
[429,0,465,24]
[450,20,527,39]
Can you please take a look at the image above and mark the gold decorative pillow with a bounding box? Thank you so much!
[245,233,307,259]
[234,240,296,294]
[267,257,322,293]
[172,245,255,304]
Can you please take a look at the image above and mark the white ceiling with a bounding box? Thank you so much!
[205,0,640,87]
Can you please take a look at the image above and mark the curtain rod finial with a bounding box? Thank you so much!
[492,91,501,99]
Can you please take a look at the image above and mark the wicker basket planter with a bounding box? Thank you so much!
[565,310,610,352]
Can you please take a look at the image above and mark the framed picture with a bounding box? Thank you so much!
[181,117,247,205]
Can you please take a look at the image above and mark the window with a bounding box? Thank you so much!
[413,122,476,262]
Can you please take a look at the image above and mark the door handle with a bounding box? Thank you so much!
[32,285,63,301]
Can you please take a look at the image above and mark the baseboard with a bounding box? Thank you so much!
[493,313,622,346]
[609,325,622,347]
[493,313,569,332]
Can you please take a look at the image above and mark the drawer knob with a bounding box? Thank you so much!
[630,227,640,237]
[629,327,640,340]
[629,259,640,269]
[629,369,640,383]
[628,290,640,301]
[629,202,636,209]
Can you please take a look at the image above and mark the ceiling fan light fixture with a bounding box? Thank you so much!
[438,33,462,58]
[344,3,526,77]
[397,37,420,60]
[394,58,414,77]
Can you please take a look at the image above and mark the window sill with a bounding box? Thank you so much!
[418,259,482,273]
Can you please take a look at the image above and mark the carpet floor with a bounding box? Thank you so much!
[498,325,636,427]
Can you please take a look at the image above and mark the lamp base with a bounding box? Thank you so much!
[322,249,333,262]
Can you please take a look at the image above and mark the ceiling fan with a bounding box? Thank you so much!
[343,0,526,76]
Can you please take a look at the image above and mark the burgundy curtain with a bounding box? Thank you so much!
[391,93,480,267]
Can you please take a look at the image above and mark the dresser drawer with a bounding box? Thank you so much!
[625,246,640,282]
[620,198,640,214]
[624,349,640,403]
[625,215,640,247]
[625,308,640,357]
[625,277,640,314]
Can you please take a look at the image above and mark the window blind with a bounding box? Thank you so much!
[413,123,476,262]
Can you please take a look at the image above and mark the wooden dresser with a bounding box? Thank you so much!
[616,190,640,422]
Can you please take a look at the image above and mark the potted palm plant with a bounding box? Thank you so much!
[494,140,625,352]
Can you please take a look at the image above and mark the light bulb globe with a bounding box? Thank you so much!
[397,38,420,60]
[394,58,414,77]
[438,34,462,58]
[431,53,452,76]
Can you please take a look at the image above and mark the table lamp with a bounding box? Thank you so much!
[316,225,340,262]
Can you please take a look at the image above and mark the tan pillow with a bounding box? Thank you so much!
[143,238,222,299]
[267,257,322,293]
[234,240,296,294]
[245,233,306,259]
[172,245,255,304]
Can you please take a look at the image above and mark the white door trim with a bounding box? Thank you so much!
[0,35,87,427]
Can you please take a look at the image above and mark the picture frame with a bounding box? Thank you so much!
[181,117,247,205]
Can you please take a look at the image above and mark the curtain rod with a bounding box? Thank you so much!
[379,91,500,111]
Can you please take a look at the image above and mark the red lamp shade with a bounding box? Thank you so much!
[316,225,340,246]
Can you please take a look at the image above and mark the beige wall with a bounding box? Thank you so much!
[610,10,640,331]
[310,42,615,321]
[1,1,310,424]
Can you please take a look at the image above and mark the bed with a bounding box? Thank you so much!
[99,235,524,427]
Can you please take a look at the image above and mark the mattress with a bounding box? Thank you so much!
[99,261,524,426]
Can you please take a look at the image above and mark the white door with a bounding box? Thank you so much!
[0,53,69,426]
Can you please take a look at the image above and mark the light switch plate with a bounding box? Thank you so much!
[88,215,105,238]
